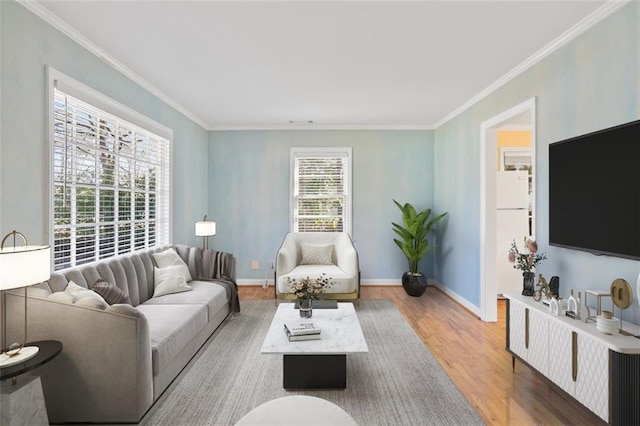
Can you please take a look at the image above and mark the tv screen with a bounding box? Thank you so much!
[549,119,640,260]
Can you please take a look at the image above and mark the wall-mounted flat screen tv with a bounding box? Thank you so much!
[549,119,640,260]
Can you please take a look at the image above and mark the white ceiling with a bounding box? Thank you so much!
[30,0,611,130]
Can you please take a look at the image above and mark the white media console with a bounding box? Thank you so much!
[505,293,640,424]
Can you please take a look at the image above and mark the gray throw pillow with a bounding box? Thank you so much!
[93,279,131,305]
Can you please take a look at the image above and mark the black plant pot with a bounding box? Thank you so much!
[402,272,427,297]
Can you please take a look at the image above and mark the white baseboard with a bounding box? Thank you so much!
[237,279,272,286]
[362,280,401,286]
[432,281,481,317]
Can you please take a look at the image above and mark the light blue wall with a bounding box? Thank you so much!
[208,130,439,281]
[434,2,640,319]
[0,1,209,247]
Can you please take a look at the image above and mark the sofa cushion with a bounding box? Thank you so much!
[135,304,208,376]
[143,281,228,321]
[153,266,192,297]
[93,279,131,305]
[300,243,334,265]
[277,264,357,294]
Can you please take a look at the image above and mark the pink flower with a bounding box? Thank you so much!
[526,239,538,253]
[508,251,516,263]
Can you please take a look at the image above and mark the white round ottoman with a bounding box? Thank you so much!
[235,395,357,425]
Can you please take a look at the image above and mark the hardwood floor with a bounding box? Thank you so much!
[238,285,605,426]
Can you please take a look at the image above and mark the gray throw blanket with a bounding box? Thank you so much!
[193,248,240,314]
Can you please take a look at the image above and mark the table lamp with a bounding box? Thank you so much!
[0,230,51,367]
[195,215,216,250]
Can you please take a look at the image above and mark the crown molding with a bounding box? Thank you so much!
[208,123,435,131]
[17,0,210,131]
[433,0,631,129]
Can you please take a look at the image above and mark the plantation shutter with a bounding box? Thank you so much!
[291,148,351,234]
[52,88,171,270]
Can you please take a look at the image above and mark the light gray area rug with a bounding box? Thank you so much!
[142,300,483,425]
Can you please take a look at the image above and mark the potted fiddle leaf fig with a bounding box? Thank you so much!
[392,199,447,297]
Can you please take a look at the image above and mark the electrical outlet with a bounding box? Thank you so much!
[251,260,260,269]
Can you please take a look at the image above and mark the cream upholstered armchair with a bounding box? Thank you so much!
[275,232,360,303]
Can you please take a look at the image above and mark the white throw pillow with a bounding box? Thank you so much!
[47,292,75,304]
[300,243,334,265]
[64,280,108,304]
[153,266,192,297]
[153,248,192,282]
[75,297,109,310]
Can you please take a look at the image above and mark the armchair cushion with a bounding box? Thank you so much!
[277,265,357,294]
[300,243,334,265]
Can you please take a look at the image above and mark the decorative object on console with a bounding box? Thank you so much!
[522,272,535,296]
[610,278,633,335]
[392,199,447,297]
[549,297,567,316]
[0,231,51,367]
[533,274,551,302]
[596,314,620,335]
[549,276,560,297]
[195,215,216,250]
[566,289,581,319]
[508,239,547,296]
[584,290,612,324]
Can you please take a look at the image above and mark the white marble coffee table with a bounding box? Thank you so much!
[260,302,368,389]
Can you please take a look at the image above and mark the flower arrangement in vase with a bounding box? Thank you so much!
[286,274,334,318]
[508,238,547,296]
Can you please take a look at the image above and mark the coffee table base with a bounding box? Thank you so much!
[283,354,346,389]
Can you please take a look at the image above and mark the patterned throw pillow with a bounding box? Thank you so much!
[300,243,334,265]
[93,279,131,305]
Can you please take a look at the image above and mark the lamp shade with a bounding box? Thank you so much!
[195,221,216,237]
[0,245,51,290]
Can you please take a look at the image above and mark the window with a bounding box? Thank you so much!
[290,148,352,235]
[49,70,171,271]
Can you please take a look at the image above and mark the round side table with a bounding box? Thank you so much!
[1,340,62,426]
[0,340,62,383]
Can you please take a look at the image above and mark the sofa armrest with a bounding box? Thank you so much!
[6,293,153,424]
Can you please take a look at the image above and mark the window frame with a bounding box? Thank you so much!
[289,147,352,236]
[47,67,173,271]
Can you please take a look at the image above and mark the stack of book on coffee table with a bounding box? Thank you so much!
[283,320,322,341]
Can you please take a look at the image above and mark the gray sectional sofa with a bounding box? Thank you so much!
[6,244,237,424]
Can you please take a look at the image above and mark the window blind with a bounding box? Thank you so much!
[52,88,170,270]
[292,149,351,234]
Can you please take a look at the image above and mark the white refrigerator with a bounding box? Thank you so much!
[496,171,530,295]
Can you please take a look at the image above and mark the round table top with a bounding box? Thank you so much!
[0,340,62,381]
[235,395,357,426]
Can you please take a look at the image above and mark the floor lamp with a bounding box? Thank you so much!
[0,231,51,367]
[195,215,216,250]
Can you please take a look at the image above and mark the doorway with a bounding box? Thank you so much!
[479,98,536,322]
